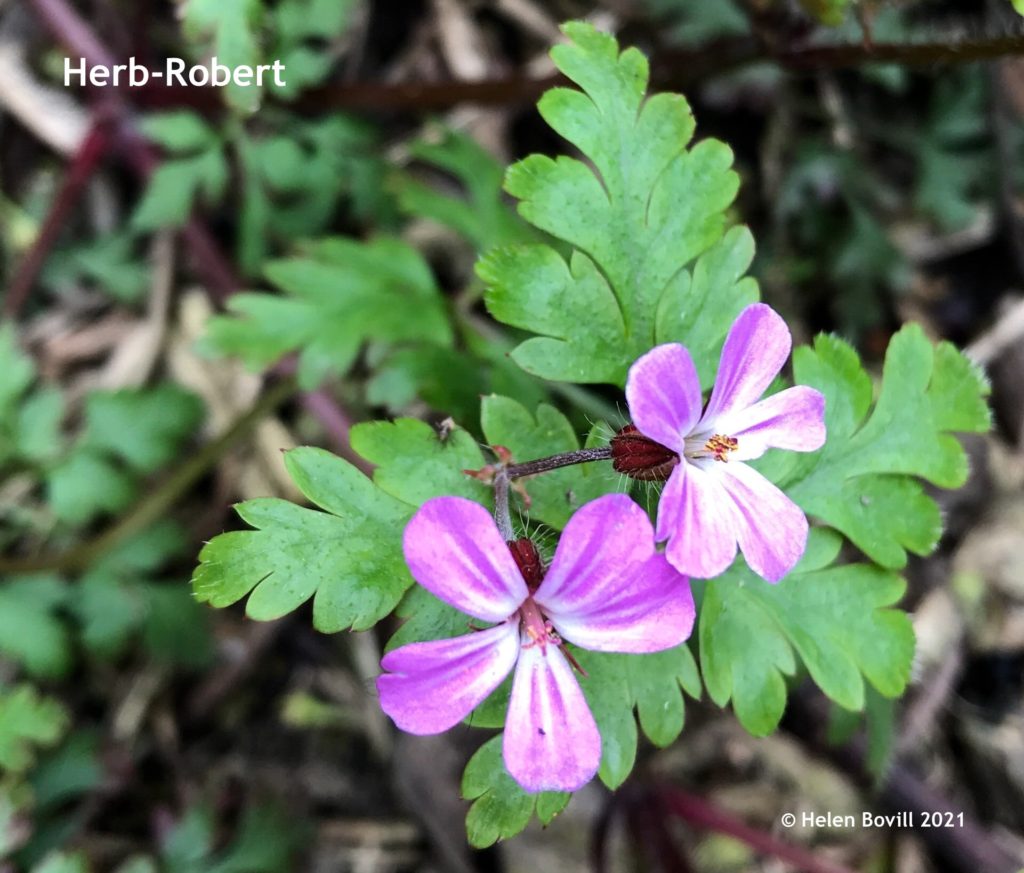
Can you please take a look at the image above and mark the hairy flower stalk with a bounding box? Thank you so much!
[616,304,827,582]
[376,494,694,793]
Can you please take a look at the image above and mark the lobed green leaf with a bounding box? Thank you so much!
[205,237,452,389]
[699,530,915,736]
[192,447,411,631]
[462,736,569,848]
[783,324,990,567]
[480,22,747,386]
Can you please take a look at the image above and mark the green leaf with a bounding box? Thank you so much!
[160,801,303,873]
[47,451,136,525]
[576,643,701,788]
[914,72,989,232]
[385,585,467,652]
[76,570,143,658]
[45,387,202,526]
[798,0,851,25]
[31,853,89,873]
[480,22,743,386]
[193,447,412,631]
[132,152,228,230]
[139,112,219,153]
[462,736,569,848]
[66,235,148,303]
[397,128,531,251]
[182,0,263,113]
[864,686,896,780]
[0,324,34,412]
[0,327,63,471]
[784,325,990,567]
[655,226,760,390]
[349,418,491,508]
[0,577,72,678]
[0,685,68,774]
[366,345,491,424]
[235,117,391,274]
[206,803,305,873]
[699,530,915,736]
[74,522,212,667]
[15,389,62,463]
[1014,0,1024,15]
[142,586,214,669]
[278,0,356,40]
[204,237,453,389]
[30,733,103,811]
[480,395,616,529]
[81,386,204,472]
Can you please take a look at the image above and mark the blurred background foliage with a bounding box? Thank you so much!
[2,0,1024,870]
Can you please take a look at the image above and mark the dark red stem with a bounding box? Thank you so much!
[658,785,859,873]
[299,390,374,476]
[3,119,112,319]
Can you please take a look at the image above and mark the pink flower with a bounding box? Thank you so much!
[377,494,694,794]
[616,303,826,582]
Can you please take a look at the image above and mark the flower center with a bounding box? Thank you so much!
[704,433,739,461]
[518,595,560,652]
[684,431,739,462]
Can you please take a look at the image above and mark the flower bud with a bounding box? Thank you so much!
[610,424,678,481]
[507,537,545,591]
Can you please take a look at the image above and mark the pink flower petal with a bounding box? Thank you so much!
[659,463,741,579]
[700,304,792,427]
[403,496,527,622]
[534,494,694,653]
[717,386,827,461]
[717,461,809,582]
[377,623,519,734]
[625,343,702,453]
[503,642,601,793]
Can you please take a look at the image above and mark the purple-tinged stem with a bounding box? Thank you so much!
[506,446,612,480]
[3,119,112,319]
[658,785,859,873]
[299,390,374,476]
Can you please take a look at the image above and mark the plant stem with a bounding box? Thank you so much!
[658,785,858,873]
[0,377,296,576]
[125,34,1024,115]
[3,118,112,319]
[493,470,515,541]
[506,447,612,480]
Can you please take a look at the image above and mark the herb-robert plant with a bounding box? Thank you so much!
[375,304,826,793]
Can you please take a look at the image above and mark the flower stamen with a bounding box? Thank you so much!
[704,433,739,462]
[519,596,558,652]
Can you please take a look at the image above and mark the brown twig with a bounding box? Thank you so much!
[121,34,1024,115]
